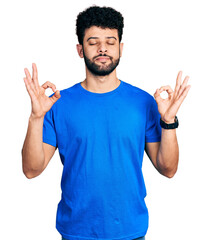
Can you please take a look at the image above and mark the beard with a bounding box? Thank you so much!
[82,47,121,76]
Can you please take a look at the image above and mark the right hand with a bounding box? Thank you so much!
[23,63,61,119]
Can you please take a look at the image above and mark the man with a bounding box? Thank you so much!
[22,6,191,240]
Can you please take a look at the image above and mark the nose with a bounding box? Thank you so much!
[97,42,107,54]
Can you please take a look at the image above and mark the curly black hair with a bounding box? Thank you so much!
[76,5,124,45]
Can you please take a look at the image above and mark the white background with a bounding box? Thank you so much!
[0,0,211,239]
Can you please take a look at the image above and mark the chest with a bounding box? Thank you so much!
[54,97,147,148]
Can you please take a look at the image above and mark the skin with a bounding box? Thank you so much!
[22,26,191,179]
[76,26,124,93]
[147,71,191,178]
[22,64,60,178]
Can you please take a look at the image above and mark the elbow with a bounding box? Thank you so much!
[162,167,178,178]
[157,156,178,179]
[23,169,42,179]
[22,163,43,179]
[164,171,176,179]
[158,163,178,178]
[23,170,35,179]
[22,167,35,179]
[22,153,44,179]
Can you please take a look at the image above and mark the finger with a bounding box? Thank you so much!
[178,85,191,103]
[154,88,163,103]
[32,63,40,90]
[24,68,32,82]
[41,81,57,92]
[24,68,36,92]
[174,71,182,95]
[32,63,38,80]
[159,85,174,95]
[177,76,190,99]
[50,90,61,103]
[23,77,36,99]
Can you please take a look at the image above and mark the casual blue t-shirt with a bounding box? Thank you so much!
[43,80,161,240]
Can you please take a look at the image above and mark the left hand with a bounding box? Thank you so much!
[154,71,191,123]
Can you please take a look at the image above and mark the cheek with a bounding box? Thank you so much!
[112,48,120,59]
[83,48,96,59]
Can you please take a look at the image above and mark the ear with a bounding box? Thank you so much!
[76,44,84,58]
[119,43,124,57]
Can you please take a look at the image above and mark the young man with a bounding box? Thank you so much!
[22,6,191,240]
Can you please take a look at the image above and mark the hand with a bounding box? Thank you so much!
[154,71,191,123]
[23,63,61,119]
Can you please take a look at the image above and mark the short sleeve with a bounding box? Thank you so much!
[145,96,162,142]
[43,107,57,147]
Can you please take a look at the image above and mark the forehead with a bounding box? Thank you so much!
[84,26,119,40]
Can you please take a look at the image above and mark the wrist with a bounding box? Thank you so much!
[160,116,179,129]
[161,117,175,124]
[29,113,45,121]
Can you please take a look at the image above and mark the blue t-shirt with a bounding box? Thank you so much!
[43,80,161,240]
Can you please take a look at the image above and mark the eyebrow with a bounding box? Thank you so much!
[87,36,117,41]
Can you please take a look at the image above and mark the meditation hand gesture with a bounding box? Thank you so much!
[154,71,191,123]
[23,63,61,119]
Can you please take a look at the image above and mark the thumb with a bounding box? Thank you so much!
[50,90,61,103]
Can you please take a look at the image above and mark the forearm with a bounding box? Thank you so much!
[157,128,179,178]
[22,115,45,178]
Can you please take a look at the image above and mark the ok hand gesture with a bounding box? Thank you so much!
[23,63,61,119]
[154,71,191,123]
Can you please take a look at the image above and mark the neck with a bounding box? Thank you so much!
[81,69,120,93]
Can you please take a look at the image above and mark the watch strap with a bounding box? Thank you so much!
[160,116,179,129]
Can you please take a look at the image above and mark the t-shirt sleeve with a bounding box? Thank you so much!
[145,96,162,143]
[43,107,57,147]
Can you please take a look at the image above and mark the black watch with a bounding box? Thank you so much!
[160,116,179,129]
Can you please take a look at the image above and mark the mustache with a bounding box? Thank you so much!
[94,54,112,60]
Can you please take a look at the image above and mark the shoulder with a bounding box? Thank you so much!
[59,82,79,96]
[49,82,79,111]
[122,80,155,104]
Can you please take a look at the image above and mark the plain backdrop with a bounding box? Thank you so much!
[0,0,211,239]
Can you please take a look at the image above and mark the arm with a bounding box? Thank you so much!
[22,63,61,179]
[22,115,56,179]
[145,71,191,178]
[145,128,178,178]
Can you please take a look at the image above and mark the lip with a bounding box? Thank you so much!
[95,56,110,61]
